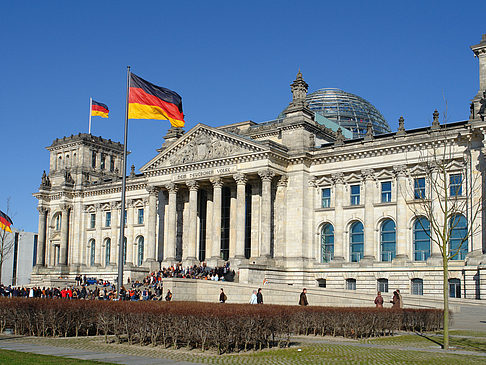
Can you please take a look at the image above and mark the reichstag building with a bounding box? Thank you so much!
[32,35,486,300]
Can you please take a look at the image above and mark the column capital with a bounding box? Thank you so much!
[110,201,119,209]
[361,168,375,181]
[210,176,223,188]
[307,176,317,187]
[258,169,275,182]
[393,165,408,177]
[59,203,71,212]
[233,172,248,185]
[94,203,102,211]
[186,179,199,191]
[278,175,288,187]
[146,185,159,196]
[127,199,136,208]
[331,172,345,184]
[37,206,48,214]
[165,182,179,194]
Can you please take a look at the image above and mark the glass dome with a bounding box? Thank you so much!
[302,88,390,138]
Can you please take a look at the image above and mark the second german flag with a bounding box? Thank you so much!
[128,73,185,128]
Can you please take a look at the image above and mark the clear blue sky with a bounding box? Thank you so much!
[1,1,485,232]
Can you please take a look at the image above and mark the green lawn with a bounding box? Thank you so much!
[0,349,111,365]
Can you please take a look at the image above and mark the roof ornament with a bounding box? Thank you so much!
[431,109,440,130]
[130,165,136,178]
[396,116,406,136]
[290,69,309,106]
[479,90,486,121]
[364,122,373,141]
[334,127,345,146]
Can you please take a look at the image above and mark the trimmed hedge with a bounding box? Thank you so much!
[0,299,443,353]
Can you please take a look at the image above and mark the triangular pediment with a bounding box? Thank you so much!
[141,124,269,172]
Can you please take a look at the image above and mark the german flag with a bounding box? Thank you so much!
[0,210,13,233]
[129,73,184,127]
[91,100,109,118]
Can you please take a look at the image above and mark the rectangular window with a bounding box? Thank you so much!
[91,151,96,169]
[321,188,331,208]
[100,153,105,170]
[110,156,115,172]
[346,279,356,290]
[381,181,392,203]
[90,213,96,229]
[411,279,424,295]
[124,210,127,224]
[414,178,426,199]
[450,174,462,197]
[138,208,144,224]
[350,185,360,205]
[105,212,111,227]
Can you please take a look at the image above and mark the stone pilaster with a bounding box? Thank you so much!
[205,189,213,262]
[274,175,288,260]
[210,177,223,263]
[35,206,48,267]
[250,182,261,259]
[95,203,102,266]
[258,169,275,259]
[331,173,345,264]
[59,203,70,266]
[394,165,410,263]
[110,201,118,265]
[361,169,375,265]
[125,199,134,265]
[233,173,248,259]
[145,186,159,265]
[164,183,178,263]
[184,180,199,263]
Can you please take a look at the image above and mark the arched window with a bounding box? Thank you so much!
[321,223,334,262]
[411,278,423,295]
[137,236,144,266]
[449,214,468,260]
[89,239,95,266]
[346,278,356,290]
[413,217,430,261]
[104,238,111,266]
[380,219,396,262]
[55,214,61,231]
[350,221,364,262]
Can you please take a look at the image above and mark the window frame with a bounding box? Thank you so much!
[350,184,361,206]
[377,278,389,293]
[449,173,463,197]
[414,177,426,199]
[380,219,396,262]
[381,181,392,203]
[321,223,334,263]
[90,213,96,229]
[321,188,331,208]
[411,278,424,295]
[105,211,111,227]
[346,278,357,290]
[137,208,144,225]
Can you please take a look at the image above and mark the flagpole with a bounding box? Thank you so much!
[117,66,130,299]
[88,97,93,134]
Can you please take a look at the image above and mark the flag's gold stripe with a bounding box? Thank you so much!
[128,103,184,128]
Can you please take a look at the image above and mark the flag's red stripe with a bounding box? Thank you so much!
[0,217,11,228]
[129,87,184,121]
[92,105,109,114]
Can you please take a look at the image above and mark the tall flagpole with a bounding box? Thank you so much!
[88,97,93,134]
[117,66,131,299]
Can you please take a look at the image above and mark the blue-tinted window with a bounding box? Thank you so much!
[350,185,360,205]
[138,208,144,224]
[105,238,111,265]
[449,214,468,260]
[346,278,356,290]
[137,236,144,266]
[89,239,95,266]
[450,174,462,197]
[381,181,392,203]
[321,223,334,262]
[414,178,426,199]
[90,214,96,229]
[449,278,461,298]
[413,217,430,261]
[412,278,423,295]
[377,278,389,293]
[105,212,111,227]
[350,221,364,262]
[321,188,331,208]
[380,219,396,262]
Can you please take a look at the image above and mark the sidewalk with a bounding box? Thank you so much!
[0,337,198,365]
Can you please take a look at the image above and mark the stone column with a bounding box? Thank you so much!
[205,189,213,262]
[110,201,119,265]
[332,173,345,263]
[95,203,102,266]
[258,169,275,259]
[250,182,261,258]
[362,169,375,264]
[429,167,442,260]
[210,177,223,262]
[145,186,159,263]
[233,173,248,259]
[126,199,134,265]
[164,183,178,262]
[59,204,70,266]
[36,206,48,266]
[394,165,410,261]
[184,180,199,262]
[274,175,288,259]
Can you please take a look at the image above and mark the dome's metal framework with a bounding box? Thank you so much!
[305,88,391,138]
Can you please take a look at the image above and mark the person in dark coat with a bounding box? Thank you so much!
[165,289,172,301]
[256,288,263,304]
[299,288,309,306]
[219,288,227,303]
[374,291,384,308]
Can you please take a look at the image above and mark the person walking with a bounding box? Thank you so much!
[391,290,402,308]
[249,290,258,304]
[374,291,384,308]
[299,288,309,306]
[219,288,227,303]
[165,289,172,301]
[256,288,263,304]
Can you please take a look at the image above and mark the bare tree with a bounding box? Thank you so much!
[0,198,15,284]
[404,117,483,350]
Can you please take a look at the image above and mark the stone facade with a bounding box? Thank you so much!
[32,35,486,300]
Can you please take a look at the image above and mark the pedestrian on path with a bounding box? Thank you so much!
[374,291,384,308]
[299,288,308,306]
[219,288,227,303]
[257,288,263,304]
